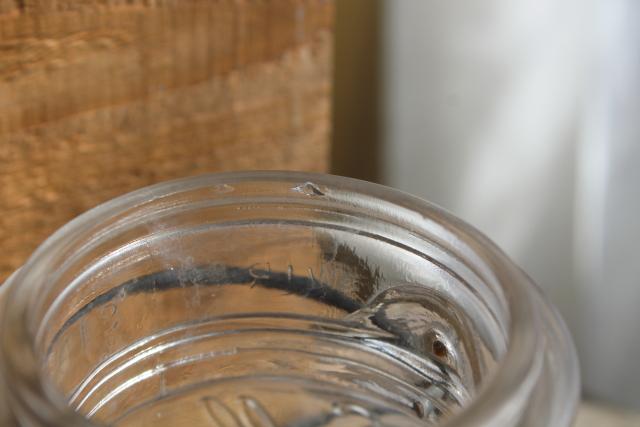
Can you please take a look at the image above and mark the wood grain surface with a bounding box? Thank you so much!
[0,0,333,281]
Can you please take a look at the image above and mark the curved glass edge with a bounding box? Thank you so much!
[0,271,20,427]
[533,288,581,427]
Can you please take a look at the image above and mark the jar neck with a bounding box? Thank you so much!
[0,172,579,427]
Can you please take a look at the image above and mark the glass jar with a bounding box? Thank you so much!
[0,171,579,427]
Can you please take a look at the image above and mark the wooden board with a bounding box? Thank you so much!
[0,0,334,281]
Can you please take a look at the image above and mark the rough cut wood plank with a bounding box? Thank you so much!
[0,0,334,281]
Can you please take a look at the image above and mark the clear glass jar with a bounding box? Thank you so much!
[0,172,579,427]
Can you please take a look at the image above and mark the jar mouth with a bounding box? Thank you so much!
[0,171,579,427]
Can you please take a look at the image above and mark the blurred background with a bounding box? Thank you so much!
[333,0,640,424]
[0,0,638,425]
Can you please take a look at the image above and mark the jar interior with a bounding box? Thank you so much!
[25,180,509,426]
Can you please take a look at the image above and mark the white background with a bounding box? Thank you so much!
[380,0,640,409]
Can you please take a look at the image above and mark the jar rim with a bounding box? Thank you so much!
[0,171,579,427]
